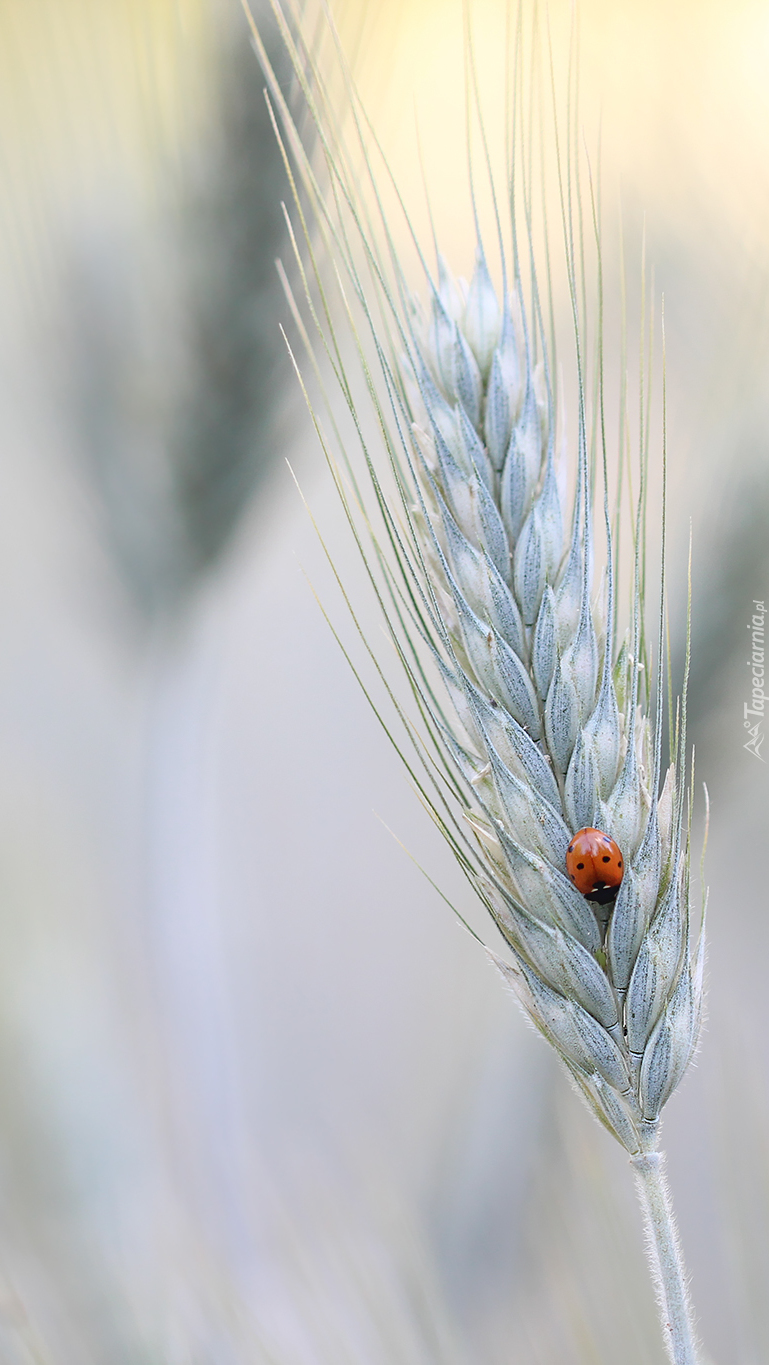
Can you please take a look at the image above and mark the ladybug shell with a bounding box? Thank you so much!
[565,827,624,905]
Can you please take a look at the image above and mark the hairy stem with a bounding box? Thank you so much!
[631,1151,701,1365]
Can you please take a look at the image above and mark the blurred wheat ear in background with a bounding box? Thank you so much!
[59,0,328,1338]
[65,4,304,614]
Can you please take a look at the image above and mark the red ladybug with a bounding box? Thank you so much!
[565,827,624,905]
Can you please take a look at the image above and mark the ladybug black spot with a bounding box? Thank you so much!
[576,862,584,870]
[567,844,574,853]
[602,855,611,863]
[618,860,622,868]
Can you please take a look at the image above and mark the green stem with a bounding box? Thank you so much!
[631,1150,702,1365]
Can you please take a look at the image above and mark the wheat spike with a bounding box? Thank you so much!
[400,243,704,1165]
[250,3,708,1360]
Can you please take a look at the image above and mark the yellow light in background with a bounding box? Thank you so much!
[344,0,510,282]
[4,0,766,290]
[342,0,769,277]
[0,0,212,297]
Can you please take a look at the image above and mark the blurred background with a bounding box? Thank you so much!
[0,0,767,1360]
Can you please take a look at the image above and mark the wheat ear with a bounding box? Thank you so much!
[248,3,708,1360]
[397,247,704,1365]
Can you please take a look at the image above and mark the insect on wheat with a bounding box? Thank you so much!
[247,4,709,1362]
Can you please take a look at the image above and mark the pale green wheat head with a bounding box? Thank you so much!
[249,0,706,1162]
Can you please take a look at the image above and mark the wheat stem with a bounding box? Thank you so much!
[631,1151,701,1365]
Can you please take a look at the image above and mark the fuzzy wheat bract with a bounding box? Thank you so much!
[248,4,708,1361]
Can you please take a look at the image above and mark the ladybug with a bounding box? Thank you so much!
[565,827,624,905]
